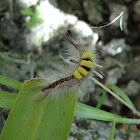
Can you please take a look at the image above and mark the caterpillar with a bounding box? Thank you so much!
[41,31,103,96]
[38,12,140,117]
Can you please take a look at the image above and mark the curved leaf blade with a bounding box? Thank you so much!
[75,102,140,124]
[0,79,78,140]
[0,75,22,90]
[0,91,17,109]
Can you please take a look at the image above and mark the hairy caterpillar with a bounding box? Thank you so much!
[40,29,103,100]
[37,12,140,116]
[41,11,125,97]
[42,11,125,92]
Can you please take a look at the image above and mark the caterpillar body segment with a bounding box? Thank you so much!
[78,67,88,76]
[74,71,82,80]
[74,51,94,80]
[80,60,93,68]
[82,52,94,61]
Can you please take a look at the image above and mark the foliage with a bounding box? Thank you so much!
[20,7,44,29]
[96,84,134,109]
[0,75,140,140]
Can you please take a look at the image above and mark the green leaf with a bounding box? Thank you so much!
[91,78,140,116]
[26,7,44,29]
[0,91,17,109]
[26,16,38,29]
[0,75,23,90]
[75,102,140,124]
[26,15,44,29]
[1,90,140,124]
[1,87,140,125]
[96,90,106,108]
[96,84,135,109]
[20,7,34,16]
[0,78,78,140]
[106,84,135,108]
[109,122,116,140]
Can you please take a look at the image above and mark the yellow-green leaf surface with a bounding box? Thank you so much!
[0,75,22,90]
[1,91,140,124]
[75,102,140,124]
[0,78,78,140]
[0,91,17,109]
